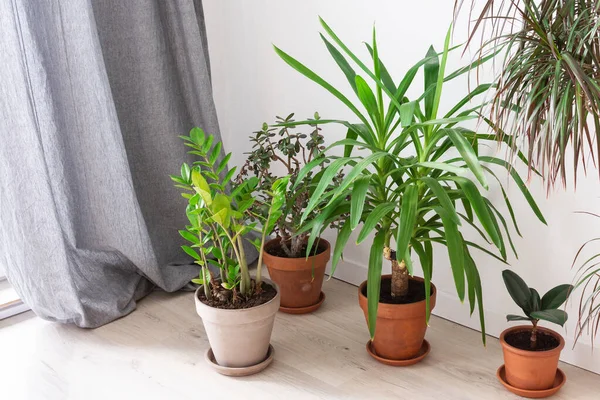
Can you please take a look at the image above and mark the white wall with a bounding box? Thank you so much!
[203,0,600,373]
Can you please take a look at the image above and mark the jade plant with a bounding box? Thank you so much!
[274,18,546,342]
[502,269,573,348]
[236,113,344,258]
[171,127,288,303]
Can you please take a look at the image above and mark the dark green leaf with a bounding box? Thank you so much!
[502,270,532,313]
[541,284,573,310]
[530,309,568,326]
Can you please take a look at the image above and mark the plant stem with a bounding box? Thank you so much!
[384,247,409,297]
[256,206,276,291]
[237,234,251,296]
[202,267,211,299]
[531,320,538,349]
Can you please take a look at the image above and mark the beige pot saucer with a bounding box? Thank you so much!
[205,344,275,377]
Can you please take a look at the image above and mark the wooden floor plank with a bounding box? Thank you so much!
[1,278,598,399]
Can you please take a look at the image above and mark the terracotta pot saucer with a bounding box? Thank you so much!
[366,339,430,366]
[279,291,325,314]
[497,365,566,398]
[205,344,275,376]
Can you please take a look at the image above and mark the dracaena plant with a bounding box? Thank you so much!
[236,112,344,258]
[572,211,600,345]
[171,127,288,302]
[274,18,546,342]
[502,269,573,348]
[454,0,600,187]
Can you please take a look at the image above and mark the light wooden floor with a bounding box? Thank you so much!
[1,278,598,400]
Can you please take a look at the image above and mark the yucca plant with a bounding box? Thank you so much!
[274,18,547,342]
[454,0,600,187]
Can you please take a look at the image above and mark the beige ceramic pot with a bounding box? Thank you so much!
[194,278,280,369]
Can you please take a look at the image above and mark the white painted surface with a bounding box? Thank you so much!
[203,0,600,373]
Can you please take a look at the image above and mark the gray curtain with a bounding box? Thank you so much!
[0,0,230,327]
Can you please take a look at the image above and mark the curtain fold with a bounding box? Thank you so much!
[0,0,235,327]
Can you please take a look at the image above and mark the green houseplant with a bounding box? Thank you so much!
[171,127,288,375]
[498,270,572,395]
[274,18,546,364]
[237,113,343,313]
[454,0,600,187]
[572,211,600,345]
[455,0,600,350]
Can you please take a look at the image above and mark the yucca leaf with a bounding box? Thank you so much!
[350,175,371,229]
[357,202,397,244]
[330,220,353,278]
[420,177,461,225]
[273,45,371,128]
[446,176,501,248]
[320,33,357,94]
[435,206,465,301]
[446,128,488,188]
[396,184,418,262]
[367,231,385,339]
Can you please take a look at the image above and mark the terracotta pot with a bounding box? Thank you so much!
[263,238,330,310]
[499,325,565,391]
[358,275,436,360]
[194,278,280,369]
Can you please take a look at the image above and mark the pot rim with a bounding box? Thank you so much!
[499,325,565,356]
[358,274,436,306]
[263,237,331,260]
[194,277,280,313]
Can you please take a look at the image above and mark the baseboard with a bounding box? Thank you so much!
[326,258,600,375]
[0,299,30,320]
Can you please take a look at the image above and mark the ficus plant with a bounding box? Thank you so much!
[171,127,288,303]
[502,269,573,348]
[237,112,344,258]
[274,18,546,342]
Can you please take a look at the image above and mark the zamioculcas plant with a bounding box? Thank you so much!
[454,0,600,187]
[274,18,546,357]
[171,127,289,373]
[502,269,572,348]
[171,127,288,301]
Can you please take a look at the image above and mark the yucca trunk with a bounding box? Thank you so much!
[384,247,409,297]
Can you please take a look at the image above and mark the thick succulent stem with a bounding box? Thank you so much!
[384,247,409,297]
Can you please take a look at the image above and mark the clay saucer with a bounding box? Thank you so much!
[496,365,566,399]
[279,292,326,314]
[366,339,430,366]
[205,344,274,377]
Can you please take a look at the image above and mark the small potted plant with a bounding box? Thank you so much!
[171,127,288,376]
[498,270,573,397]
[237,113,344,314]
[274,18,546,365]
